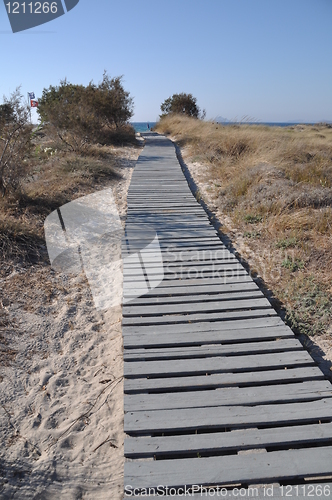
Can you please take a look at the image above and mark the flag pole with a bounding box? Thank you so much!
[28,93,32,124]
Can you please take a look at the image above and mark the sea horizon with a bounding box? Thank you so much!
[131,120,331,133]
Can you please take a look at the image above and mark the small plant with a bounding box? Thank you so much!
[43,147,57,157]
[285,278,332,336]
[276,237,298,249]
[281,256,304,272]
[244,231,261,238]
[244,214,263,224]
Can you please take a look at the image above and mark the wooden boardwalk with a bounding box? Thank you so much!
[122,133,332,498]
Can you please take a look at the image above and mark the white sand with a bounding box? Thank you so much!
[0,145,141,499]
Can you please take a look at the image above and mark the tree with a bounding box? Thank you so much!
[0,88,32,196]
[93,72,134,129]
[160,93,200,118]
[37,73,134,150]
[38,79,91,151]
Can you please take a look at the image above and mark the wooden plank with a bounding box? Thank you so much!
[124,351,314,378]
[123,338,303,361]
[124,267,245,280]
[124,231,218,239]
[125,291,265,307]
[123,326,291,349]
[124,381,332,412]
[124,282,259,299]
[125,422,332,458]
[123,273,249,287]
[123,297,272,317]
[124,447,332,489]
[124,366,324,394]
[153,250,236,263]
[124,260,241,271]
[125,276,254,289]
[125,289,262,305]
[122,309,277,326]
[123,263,244,278]
[124,398,332,434]
[123,279,255,297]
[123,315,285,335]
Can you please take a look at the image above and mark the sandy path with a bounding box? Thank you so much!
[0,144,141,499]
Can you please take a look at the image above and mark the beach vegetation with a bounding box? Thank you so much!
[38,72,135,151]
[160,93,200,119]
[0,77,141,270]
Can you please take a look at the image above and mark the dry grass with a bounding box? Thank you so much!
[0,128,142,282]
[156,115,332,337]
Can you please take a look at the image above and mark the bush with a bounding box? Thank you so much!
[0,88,32,197]
[37,72,134,151]
[160,93,201,119]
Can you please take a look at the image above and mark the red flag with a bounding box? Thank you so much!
[30,100,38,108]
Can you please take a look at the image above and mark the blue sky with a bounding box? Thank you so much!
[1,0,332,122]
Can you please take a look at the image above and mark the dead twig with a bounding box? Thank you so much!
[92,435,118,452]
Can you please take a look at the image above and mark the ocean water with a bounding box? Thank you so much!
[131,121,319,132]
[131,122,157,133]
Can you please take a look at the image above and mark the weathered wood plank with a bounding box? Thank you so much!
[123,297,272,317]
[123,263,244,278]
[124,276,254,290]
[125,422,332,458]
[123,270,248,283]
[124,282,259,300]
[124,351,314,378]
[124,447,332,489]
[124,398,332,434]
[123,338,303,361]
[123,321,290,348]
[152,250,237,263]
[122,308,277,326]
[124,259,239,270]
[124,381,332,412]
[123,326,292,349]
[124,366,324,394]
[125,290,265,307]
